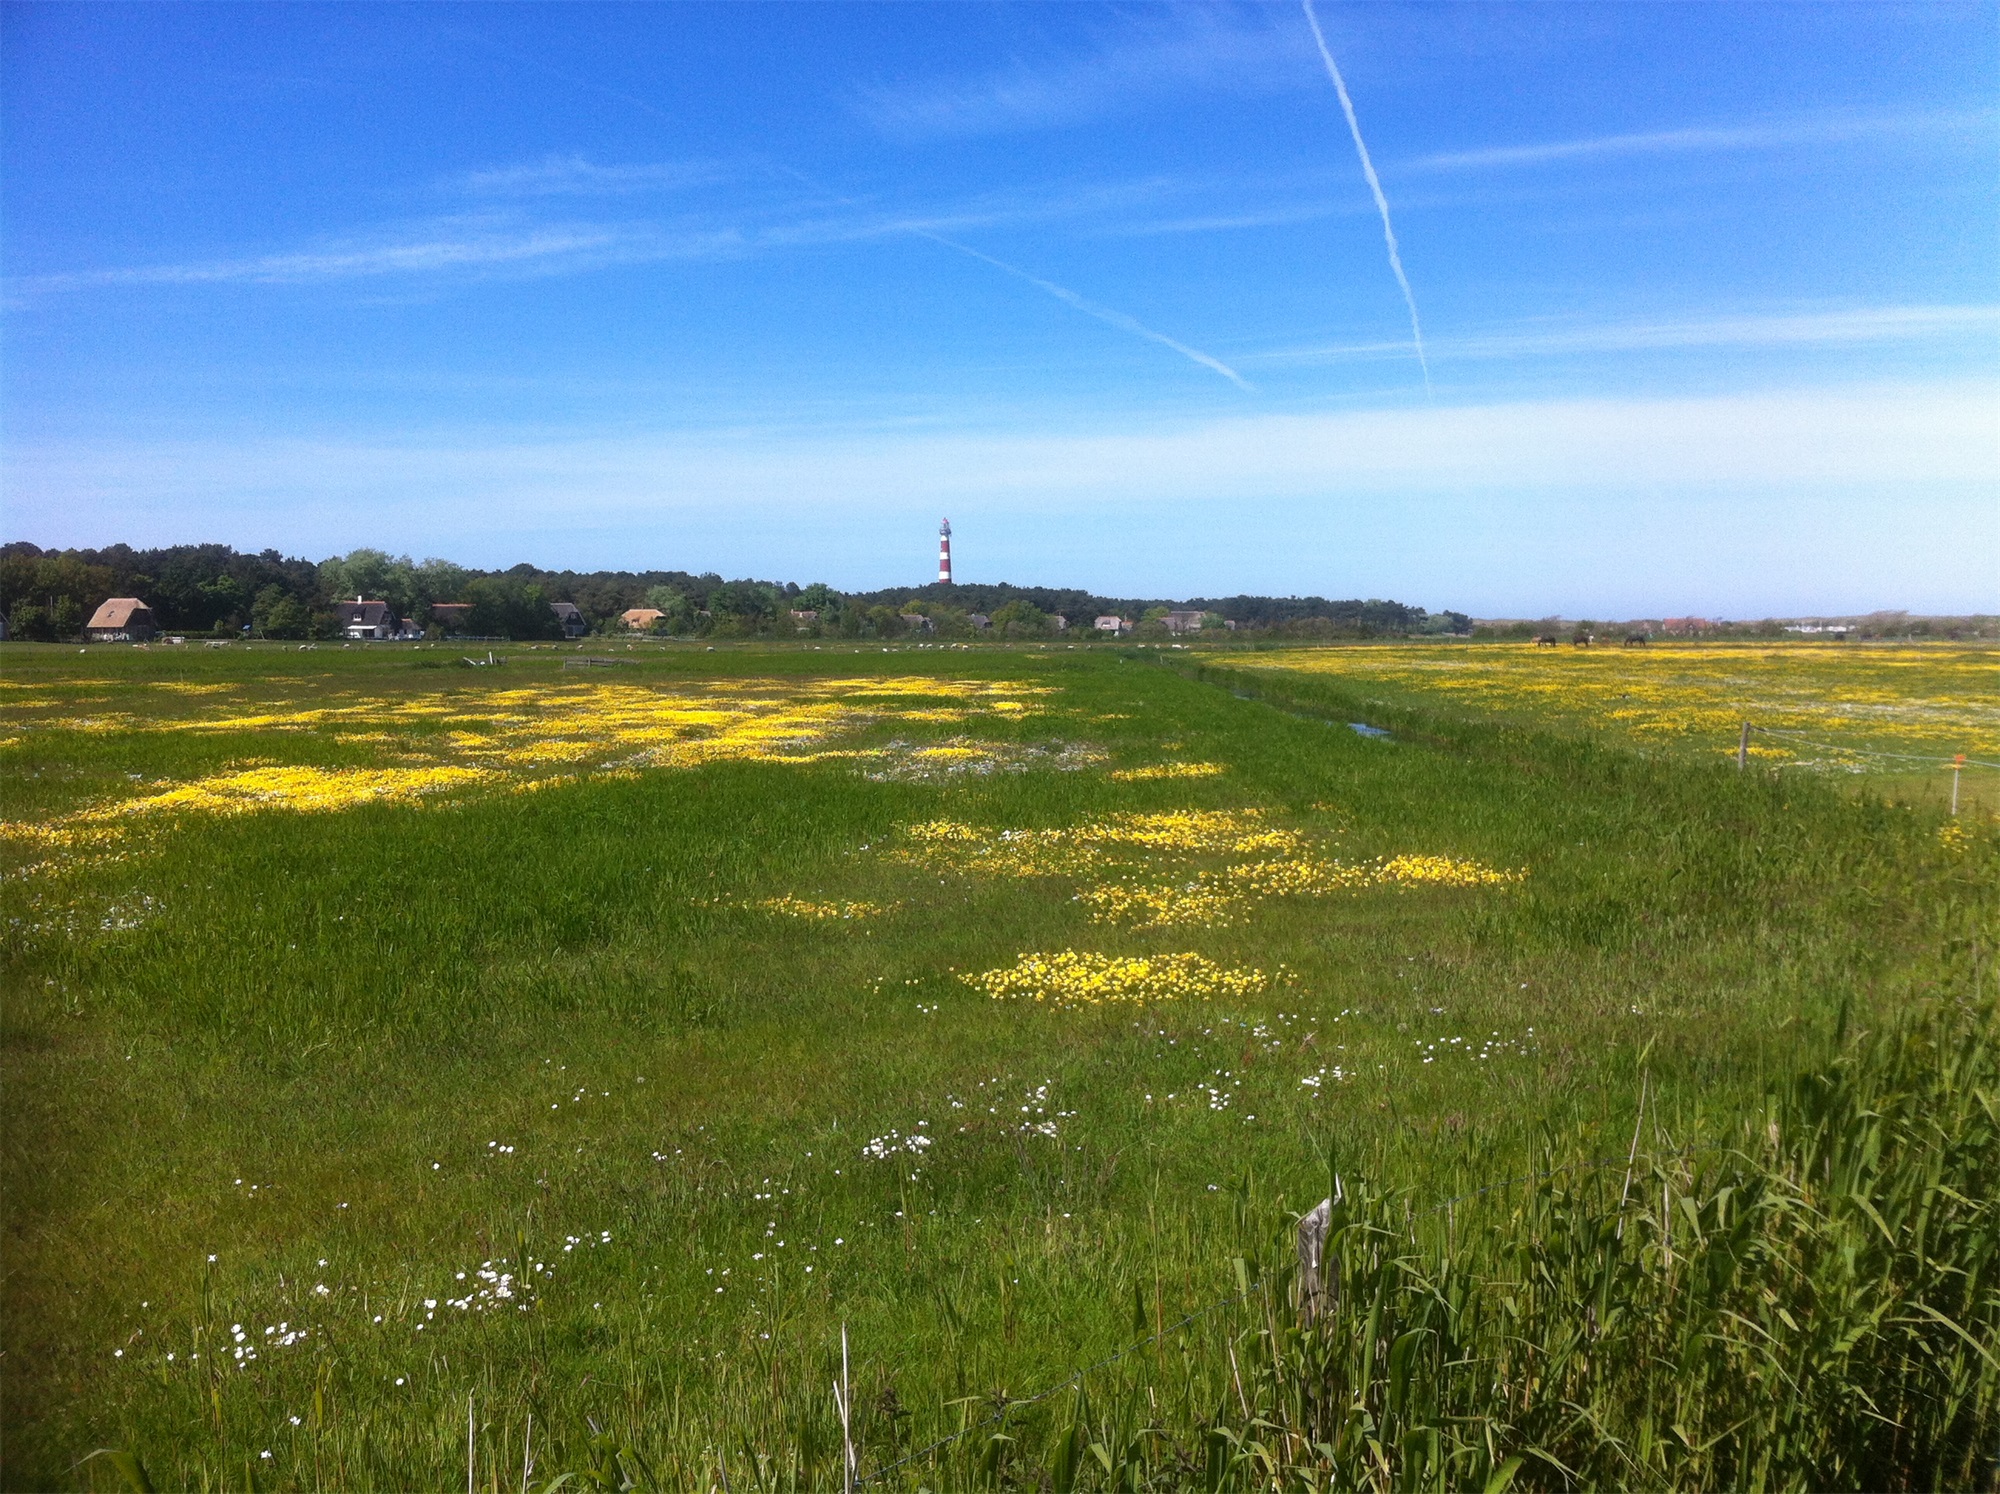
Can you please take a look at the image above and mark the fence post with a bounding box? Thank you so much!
[1952,755,1964,815]
[836,1322,856,1493]
[1738,721,1750,771]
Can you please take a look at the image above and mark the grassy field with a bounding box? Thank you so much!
[1236,640,2000,814]
[2,639,1993,1490]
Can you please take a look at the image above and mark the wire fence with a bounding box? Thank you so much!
[1747,723,2000,771]
[855,1146,1700,1486]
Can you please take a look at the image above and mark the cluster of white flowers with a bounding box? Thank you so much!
[99,893,158,932]
[1417,1029,1536,1065]
[227,1319,308,1364]
[1299,1065,1351,1089]
[436,1262,521,1312]
[861,1127,932,1160]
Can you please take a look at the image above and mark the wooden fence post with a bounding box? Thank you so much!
[1738,722,1750,771]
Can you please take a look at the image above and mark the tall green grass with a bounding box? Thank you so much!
[4,645,1991,1490]
[437,997,2000,1492]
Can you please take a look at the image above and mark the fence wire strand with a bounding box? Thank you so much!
[1748,724,1998,770]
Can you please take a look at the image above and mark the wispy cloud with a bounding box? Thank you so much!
[6,218,744,297]
[11,381,1992,614]
[6,173,1211,301]
[454,155,739,197]
[13,382,1989,521]
[855,9,1303,138]
[1095,201,1353,239]
[1401,109,1995,174]
[917,233,1252,392]
[1247,305,2000,366]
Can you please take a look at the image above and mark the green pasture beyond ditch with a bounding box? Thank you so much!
[0,642,1992,1489]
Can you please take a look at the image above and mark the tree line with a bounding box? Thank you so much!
[0,541,1470,642]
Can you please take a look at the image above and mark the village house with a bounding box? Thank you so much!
[336,598,397,641]
[967,614,991,630]
[428,603,472,636]
[789,609,819,632]
[899,613,935,633]
[549,601,587,638]
[1163,609,1206,635]
[620,607,664,631]
[1094,615,1130,635]
[85,598,156,642]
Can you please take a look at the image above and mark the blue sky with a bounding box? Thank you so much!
[3,1,1995,615]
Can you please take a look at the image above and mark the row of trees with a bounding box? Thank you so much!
[1471,612,1999,642]
[0,540,1469,643]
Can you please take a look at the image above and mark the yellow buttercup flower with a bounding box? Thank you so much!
[964,950,1269,1007]
[1110,762,1226,781]
[753,895,894,921]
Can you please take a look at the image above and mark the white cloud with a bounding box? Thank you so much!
[1400,109,1994,174]
[6,219,748,296]
[5,176,1201,300]
[1249,306,2000,366]
[854,9,1304,138]
[454,155,740,197]
[15,381,1990,515]
[12,382,1992,611]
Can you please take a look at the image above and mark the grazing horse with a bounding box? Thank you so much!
[1624,633,1649,647]
[1533,635,1559,647]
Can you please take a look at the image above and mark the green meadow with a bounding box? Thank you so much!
[2,641,1993,1490]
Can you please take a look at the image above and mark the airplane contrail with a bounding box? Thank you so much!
[1301,0,1430,393]
[916,231,1254,393]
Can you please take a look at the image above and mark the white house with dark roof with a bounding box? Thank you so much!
[336,598,397,640]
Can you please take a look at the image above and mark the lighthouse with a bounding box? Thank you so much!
[936,518,953,585]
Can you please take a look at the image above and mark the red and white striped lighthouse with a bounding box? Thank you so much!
[936,517,953,585]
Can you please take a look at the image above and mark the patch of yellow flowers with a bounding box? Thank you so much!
[1,677,1052,852]
[1244,643,1997,767]
[902,809,1522,930]
[1075,879,1246,929]
[108,765,495,817]
[1110,761,1226,781]
[964,950,1270,1007]
[1078,853,1523,929]
[896,809,1303,881]
[754,895,893,921]
[1376,854,1525,888]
